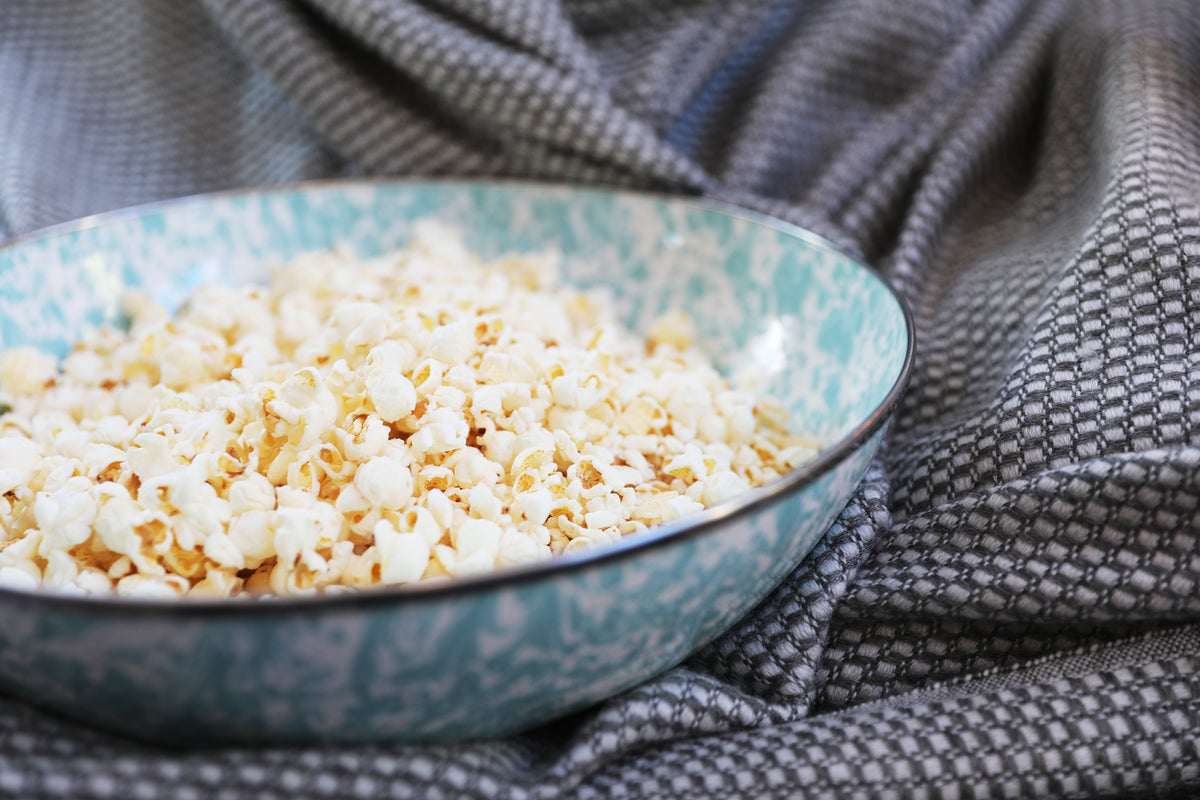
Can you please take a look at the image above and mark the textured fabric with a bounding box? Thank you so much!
[2,0,1200,797]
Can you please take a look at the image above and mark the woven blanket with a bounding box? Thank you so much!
[0,0,1198,796]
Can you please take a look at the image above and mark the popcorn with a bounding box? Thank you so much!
[334,413,390,463]
[33,477,98,557]
[348,456,414,510]
[116,573,188,599]
[0,438,41,494]
[513,488,554,527]
[0,347,58,395]
[0,565,39,591]
[467,483,503,522]
[452,517,502,564]
[267,368,338,448]
[226,510,274,569]
[366,371,417,422]
[660,494,706,523]
[427,320,475,364]
[366,340,418,377]
[700,470,748,506]
[0,230,818,598]
[228,473,276,514]
[373,519,430,585]
[126,432,183,482]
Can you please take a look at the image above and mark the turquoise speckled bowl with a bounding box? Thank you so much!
[0,180,912,744]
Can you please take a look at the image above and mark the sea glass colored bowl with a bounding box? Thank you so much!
[0,180,912,744]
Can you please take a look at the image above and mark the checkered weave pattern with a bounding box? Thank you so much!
[2,0,1199,796]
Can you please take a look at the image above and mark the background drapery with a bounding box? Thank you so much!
[1,0,1198,796]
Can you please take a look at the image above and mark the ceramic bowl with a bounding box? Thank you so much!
[0,180,912,744]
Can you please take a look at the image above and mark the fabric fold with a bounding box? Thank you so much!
[1,0,1198,796]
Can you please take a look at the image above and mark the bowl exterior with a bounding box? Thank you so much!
[0,180,910,742]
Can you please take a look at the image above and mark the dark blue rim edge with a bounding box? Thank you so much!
[0,177,916,618]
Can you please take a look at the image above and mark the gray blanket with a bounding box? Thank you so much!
[2,0,1199,797]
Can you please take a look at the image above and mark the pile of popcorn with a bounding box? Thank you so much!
[0,224,817,599]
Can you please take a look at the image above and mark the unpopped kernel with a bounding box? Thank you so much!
[0,224,818,598]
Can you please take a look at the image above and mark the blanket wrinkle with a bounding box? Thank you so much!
[0,0,1198,796]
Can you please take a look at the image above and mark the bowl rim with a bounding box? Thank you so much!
[0,177,915,617]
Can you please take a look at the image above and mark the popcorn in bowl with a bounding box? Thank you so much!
[0,224,818,599]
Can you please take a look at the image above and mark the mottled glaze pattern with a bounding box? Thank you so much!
[0,181,910,743]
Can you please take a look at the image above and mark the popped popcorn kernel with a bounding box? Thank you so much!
[0,347,58,396]
[0,229,818,598]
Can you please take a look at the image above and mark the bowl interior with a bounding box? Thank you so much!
[0,181,908,447]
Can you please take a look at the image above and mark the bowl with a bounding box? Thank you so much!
[0,180,912,744]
